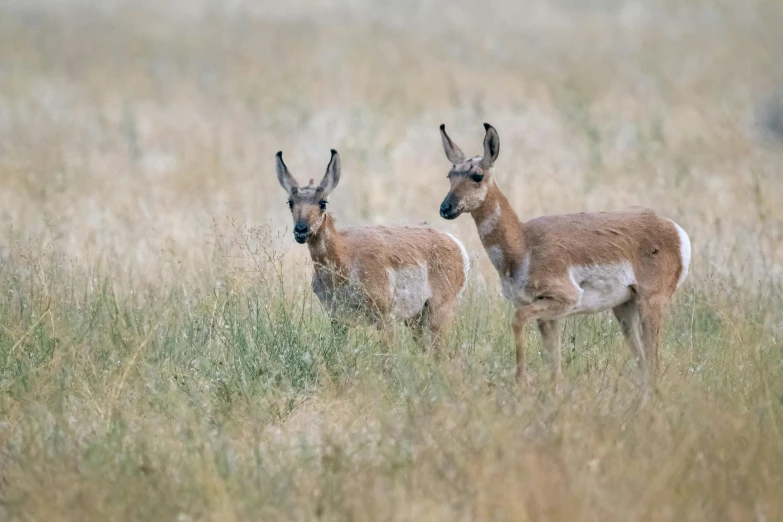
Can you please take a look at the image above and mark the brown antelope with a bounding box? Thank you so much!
[276,149,469,350]
[437,123,691,389]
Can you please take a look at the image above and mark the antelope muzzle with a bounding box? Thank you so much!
[293,222,311,243]
[439,195,462,220]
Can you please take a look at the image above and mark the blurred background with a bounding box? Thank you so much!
[1,0,783,287]
[4,4,783,519]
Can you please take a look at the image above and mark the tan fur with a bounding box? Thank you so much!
[439,124,691,390]
[276,150,468,351]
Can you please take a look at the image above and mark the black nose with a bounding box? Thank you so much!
[294,223,309,234]
[293,223,310,243]
[440,202,453,218]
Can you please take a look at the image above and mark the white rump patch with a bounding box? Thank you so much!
[568,262,636,314]
[668,219,691,289]
[477,203,501,239]
[388,263,431,320]
[445,233,470,299]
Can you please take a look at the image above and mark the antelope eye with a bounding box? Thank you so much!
[470,173,484,183]
[318,200,327,210]
[287,200,294,210]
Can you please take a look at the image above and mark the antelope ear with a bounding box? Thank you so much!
[276,151,299,194]
[481,123,500,169]
[440,124,466,165]
[318,149,341,196]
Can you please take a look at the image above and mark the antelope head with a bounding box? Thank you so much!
[438,123,500,220]
[276,149,341,244]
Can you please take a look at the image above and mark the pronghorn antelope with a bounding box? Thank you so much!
[276,149,469,350]
[438,123,691,388]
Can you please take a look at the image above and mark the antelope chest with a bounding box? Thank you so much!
[486,246,534,304]
[311,266,367,322]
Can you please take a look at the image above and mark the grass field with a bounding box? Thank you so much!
[2,0,783,520]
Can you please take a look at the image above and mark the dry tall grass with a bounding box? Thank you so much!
[1,0,783,520]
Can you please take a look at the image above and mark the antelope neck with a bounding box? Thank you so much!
[307,214,348,273]
[471,182,526,263]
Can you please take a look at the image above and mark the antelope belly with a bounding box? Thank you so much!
[568,262,636,314]
[388,264,431,320]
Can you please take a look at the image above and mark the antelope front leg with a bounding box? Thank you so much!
[537,319,563,390]
[513,298,574,388]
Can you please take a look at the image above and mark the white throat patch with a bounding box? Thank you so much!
[477,202,501,239]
